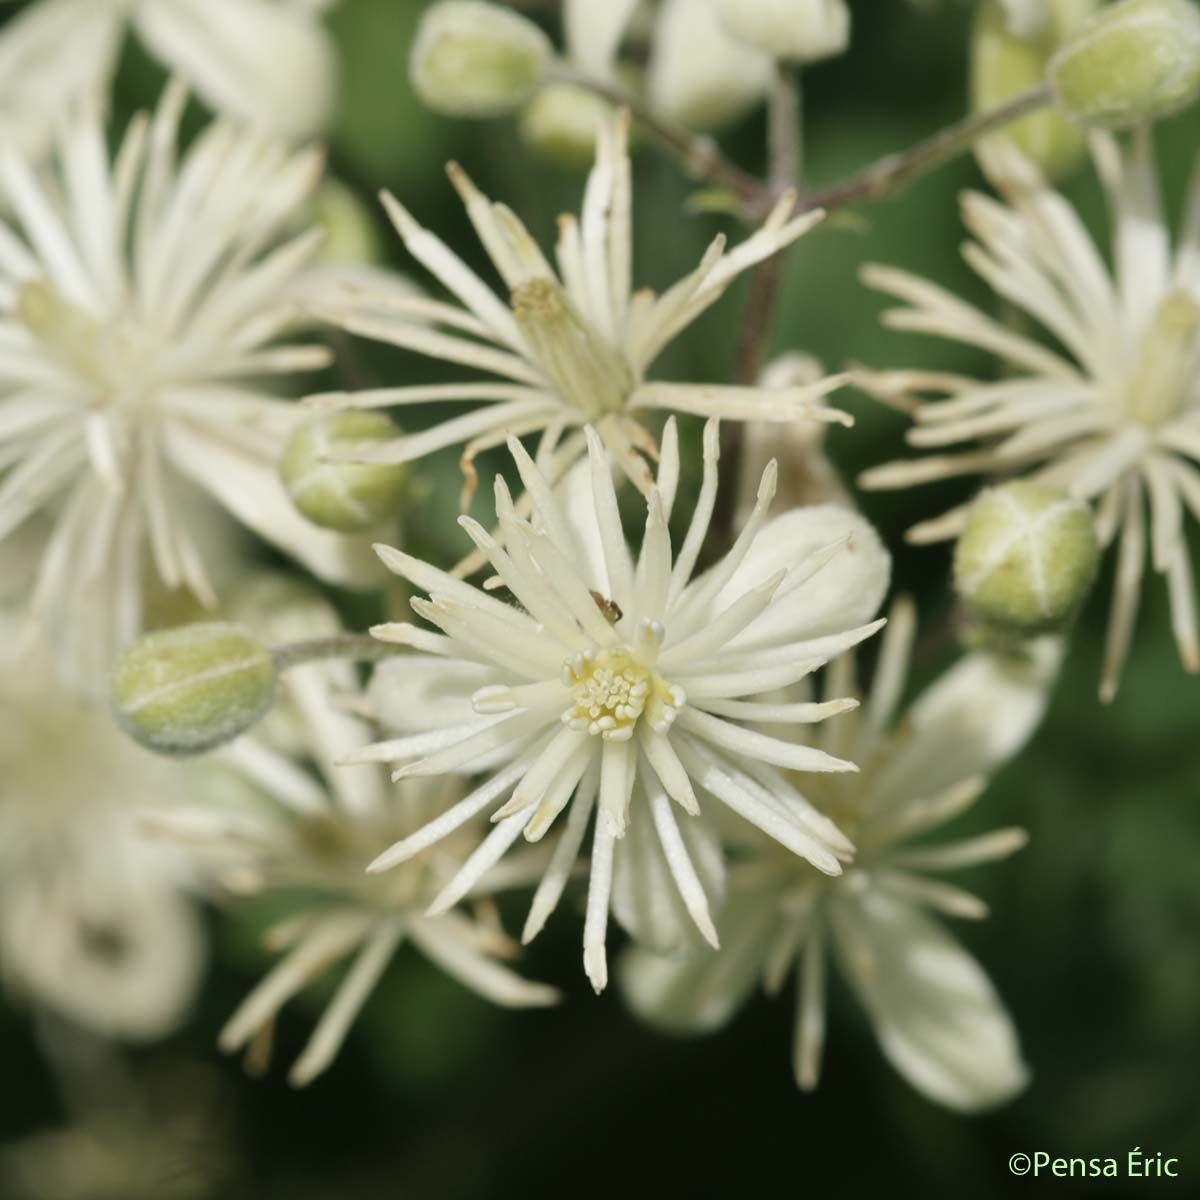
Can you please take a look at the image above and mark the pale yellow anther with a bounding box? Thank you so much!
[1125,291,1200,428]
[511,279,633,418]
[562,647,684,741]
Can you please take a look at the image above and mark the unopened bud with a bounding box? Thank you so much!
[281,412,408,532]
[954,482,1100,635]
[648,0,774,132]
[972,0,1098,180]
[311,179,382,267]
[519,83,613,170]
[1048,0,1200,129]
[410,1,553,118]
[716,0,851,64]
[113,623,276,755]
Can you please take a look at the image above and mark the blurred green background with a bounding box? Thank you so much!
[2,0,1199,1195]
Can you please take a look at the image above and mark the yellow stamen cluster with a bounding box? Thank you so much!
[561,648,684,740]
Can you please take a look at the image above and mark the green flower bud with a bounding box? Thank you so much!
[311,179,382,267]
[519,83,613,170]
[1048,0,1200,129]
[410,0,553,119]
[716,0,851,64]
[113,623,276,756]
[972,0,1098,180]
[281,412,408,533]
[954,482,1100,635]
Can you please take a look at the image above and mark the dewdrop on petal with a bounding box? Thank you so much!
[113,623,277,756]
[716,0,851,63]
[972,0,1098,180]
[1048,0,1200,129]
[410,0,553,118]
[954,483,1100,636]
[281,412,409,533]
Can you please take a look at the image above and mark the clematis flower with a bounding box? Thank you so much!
[307,114,845,504]
[859,134,1200,698]
[355,419,890,992]
[0,85,377,688]
[620,598,1060,1112]
[0,616,204,1042]
[0,0,336,157]
[151,574,557,1087]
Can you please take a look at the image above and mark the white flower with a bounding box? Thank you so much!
[620,599,1060,1111]
[0,86,378,689]
[858,133,1200,699]
[0,623,204,1042]
[0,0,336,156]
[308,114,845,503]
[152,575,557,1086]
[355,420,890,992]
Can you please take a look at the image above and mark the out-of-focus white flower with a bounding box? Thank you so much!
[310,114,844,503]
[621,599,1060,1111]
[152,576,557,1086]
[0,85,377,690]
[356,421,890,992]
[0,0,337,157]
[0,626,204,1043]
[859,134,1200,699]
[648,0,774,131]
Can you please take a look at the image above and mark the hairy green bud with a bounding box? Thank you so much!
[1048,0,1200,129]
[410,1,553,118]
[954,482,1100,635]
[519,83,613,170]
[281,412,408,533]
[113,623,277,756]
[972,0,1098,179]
[311,179,382,267]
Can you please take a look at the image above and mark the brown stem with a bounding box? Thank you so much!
[799,84,1054,213]
[552,64,1054,221]
[735,65,802,388]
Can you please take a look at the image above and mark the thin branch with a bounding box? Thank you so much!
[542,64,762,205]
[272,634,404,671]
[799,84,1054,213]
[735,64,802,388]
[552,64,1054,221]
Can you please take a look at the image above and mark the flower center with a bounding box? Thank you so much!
[1125,291,1200,428]
[562,647,685,741]
[16,280,154,406]
[511,278,632,418]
